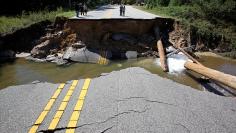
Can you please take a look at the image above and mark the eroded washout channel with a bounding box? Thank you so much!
[0,17,236,96]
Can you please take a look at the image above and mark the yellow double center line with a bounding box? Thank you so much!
[66,78,91,133]
[98,50,108,65]
[48,80,79,130]
[28,83,66,133]
[29,79,92,133]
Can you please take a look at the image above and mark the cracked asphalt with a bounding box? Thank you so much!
[0,67,236,133]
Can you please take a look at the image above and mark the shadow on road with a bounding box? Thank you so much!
[185,71,236,96]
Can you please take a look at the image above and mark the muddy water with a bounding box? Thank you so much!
[0,56,236,90]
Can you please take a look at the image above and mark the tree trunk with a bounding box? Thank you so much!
[184,61,236,90]
[157,40,168,72]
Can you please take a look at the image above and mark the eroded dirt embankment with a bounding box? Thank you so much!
[65,18,175,51]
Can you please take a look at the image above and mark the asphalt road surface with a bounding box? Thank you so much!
[71,5,160,19]
[0,67,236,133]
[1,5,236,133]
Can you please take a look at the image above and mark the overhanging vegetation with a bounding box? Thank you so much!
[139,0,236,49]
[0,8,74,35]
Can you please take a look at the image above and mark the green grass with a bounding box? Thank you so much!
[136,6,236,49]
[0,8,75,35]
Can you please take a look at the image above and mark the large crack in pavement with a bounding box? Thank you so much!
[38,107,149,133]
[100,125,115,133]
[116,96,177,106]
[174,123,191,133]
[115,96,210,130]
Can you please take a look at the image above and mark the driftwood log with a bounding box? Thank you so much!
[184,61,236,90]
[157,40,168,72]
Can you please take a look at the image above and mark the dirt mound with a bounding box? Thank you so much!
[31,28,78,58]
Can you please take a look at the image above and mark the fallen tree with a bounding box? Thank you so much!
[184,61,236,90]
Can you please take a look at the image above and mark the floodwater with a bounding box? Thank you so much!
[0,55,236,91]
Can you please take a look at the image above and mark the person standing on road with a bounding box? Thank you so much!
[83,4,88,16]
[75,3,80,17]
[120,4,123,16]
[122,5,126,16]
[81,4,84,16]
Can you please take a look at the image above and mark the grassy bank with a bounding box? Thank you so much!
[136,6,236,49]
[0,8,75,35]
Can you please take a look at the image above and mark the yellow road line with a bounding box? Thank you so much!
[103,51,107,65]
[102,10,113,18]
[98,50,101,64]
[66,79,91,133]
[48,80,79,130]
[98,50,103,64]
[98,50,105,65]
[28,83,66,133]
[101,51,105,65]
[97,50,108,65]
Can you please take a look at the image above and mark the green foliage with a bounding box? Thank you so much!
[86,0,111,8]
[0,8,75,35]
[158,0,170,6]
[123,0,137,4]
[194,0,236,23]
[0,0,72,15]
[171,0,192,6]
[140,0,236,49]
[145,0,170,8]
[145,0,192,7]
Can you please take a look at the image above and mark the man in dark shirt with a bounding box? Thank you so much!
[120,4,123,16]
[75,3,80,17]
[122,5,126,16]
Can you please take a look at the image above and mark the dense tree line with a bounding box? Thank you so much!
[145,0,236,23]
[143,0,236,49]
[195,0,236,23]
[0,0,67,15]
[0,0,111,15]
[0,0,138,15]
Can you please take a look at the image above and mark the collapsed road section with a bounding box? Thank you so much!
[57,17,176,64]
[29,17,178,65]
[1,17,185,65]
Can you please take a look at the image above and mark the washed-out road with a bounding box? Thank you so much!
[1,5,236,133]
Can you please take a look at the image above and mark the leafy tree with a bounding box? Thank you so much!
[169,0,183,6]
[194,0,236,23]
[158,0,170,6]
[145,0,170,8]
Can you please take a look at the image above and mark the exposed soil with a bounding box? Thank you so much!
[65,18,174,52]
[0,16,234,62]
